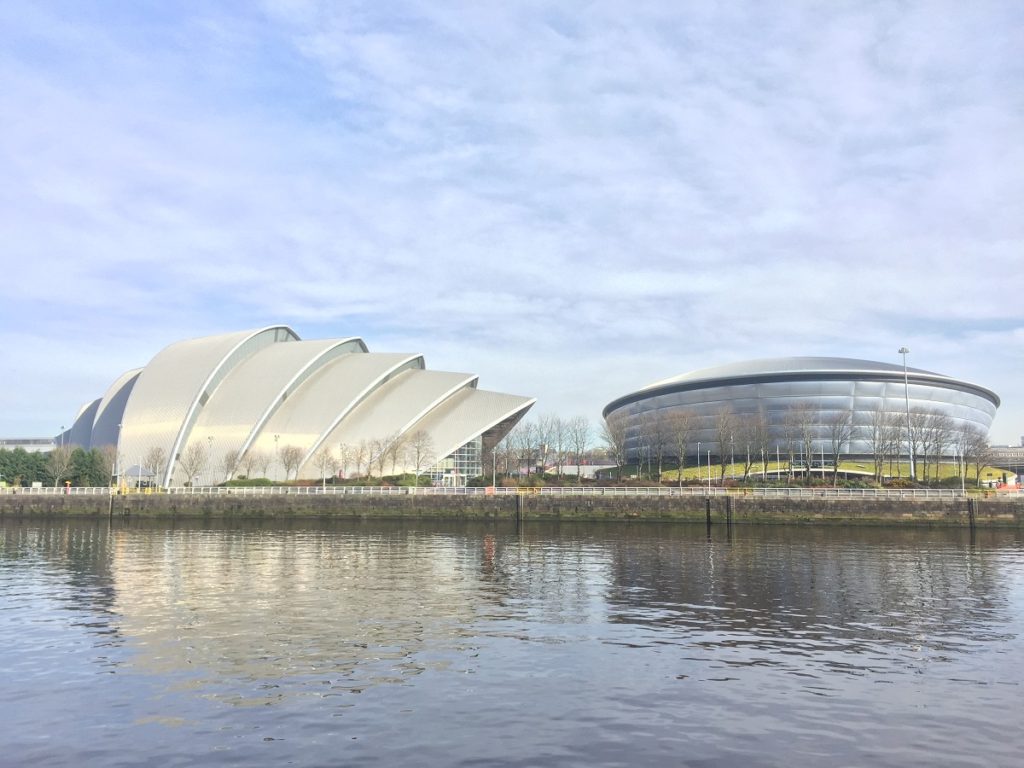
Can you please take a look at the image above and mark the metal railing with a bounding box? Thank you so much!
[2,485,1016,500]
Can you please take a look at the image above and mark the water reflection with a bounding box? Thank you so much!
[1,518,1022,767]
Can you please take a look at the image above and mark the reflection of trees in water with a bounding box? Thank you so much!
[5,518,1019,702]
[600,524,1016,660]
[1,521,123,652]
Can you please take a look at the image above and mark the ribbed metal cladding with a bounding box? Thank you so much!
[604,357,999,460]
[118,326,299,486]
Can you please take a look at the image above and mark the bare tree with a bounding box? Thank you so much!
[601,417,628,480]
[549,416,569,478]
[865,408,888,483]
[337,442,353,479]
[312,446,339,488]
[643,411,670,481]
[279,444,304,481]
[750,407,773,481]
[144,446,168,484]
[406,430,436,484]
[961,426,995,487]
[927,412,953,483]
[353,440,368,478]
[99,445,117,486]
[712,407,737,483]
[534,415,557,475]
[908,408,930,481]
[918,410,953,482]
[47,446,73,487]
[824,410,854,485]
[385,432,406,475]
[567,416,591,485]
[785,403,818,482]
[220,448,241,482]
[666,411,694,487]
[177,442,209,486]
[514,420,539,476]
[368,438,388,478]
[250,450,272,479]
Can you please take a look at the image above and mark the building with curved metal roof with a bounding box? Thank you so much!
[603,357,999,464]
[65,326,535,487]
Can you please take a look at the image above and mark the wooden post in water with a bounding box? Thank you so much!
[967,497,976,530]
[705,496,712,529]
[725,495,733,527]
[516,494,524,525]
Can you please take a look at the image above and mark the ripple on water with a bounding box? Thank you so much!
[1,519,1022,767]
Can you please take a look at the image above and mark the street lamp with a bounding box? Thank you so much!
[899,347,915,480]
[274,434,280,481]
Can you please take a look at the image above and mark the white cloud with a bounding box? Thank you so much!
[1,1,1021,442]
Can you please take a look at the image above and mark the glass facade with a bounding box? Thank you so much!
[430,436,483,487]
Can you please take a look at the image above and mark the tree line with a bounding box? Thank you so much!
[599,404,997,486]
[0,446,116,488]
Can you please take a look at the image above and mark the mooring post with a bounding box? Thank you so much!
[705,496,712,528]
[725,495,733,527]
[967,497,976,530]
[516,494,524,525]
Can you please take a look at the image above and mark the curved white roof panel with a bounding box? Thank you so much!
[68,398,101,448]
[91,368,143,448]
[119,326,298,486]
[301,369,478,474]
[191,338,366,478]
[404,388,536,469]
[247,352,424,463]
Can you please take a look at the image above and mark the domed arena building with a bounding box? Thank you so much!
[63,326,535,487]
[603,357,999,466]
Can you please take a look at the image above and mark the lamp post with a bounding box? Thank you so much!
[899,347,915,480]
[707,448,712,492]
[274,434,280,482]
[60,425,65,450]
[696,441,701,488]
[115,423,122,490]
[207,436,214,486]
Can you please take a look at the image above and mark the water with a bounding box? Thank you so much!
[1,519,1022,767]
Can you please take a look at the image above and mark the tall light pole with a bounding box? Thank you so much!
[899,347,915,480]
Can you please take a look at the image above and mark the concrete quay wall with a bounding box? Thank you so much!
[1,492,1022,526]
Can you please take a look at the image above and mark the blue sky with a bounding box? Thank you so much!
[2,1,1022,443]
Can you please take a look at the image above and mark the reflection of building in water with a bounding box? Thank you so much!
[102,526,490,697]
[603,527,1010,648]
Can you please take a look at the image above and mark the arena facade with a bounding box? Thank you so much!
[603,357,1000,464]
[62,326,534,487]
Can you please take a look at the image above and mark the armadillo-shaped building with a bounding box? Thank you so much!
[64,326,534,486]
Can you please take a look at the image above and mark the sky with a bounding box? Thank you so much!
[1,1,1022,444]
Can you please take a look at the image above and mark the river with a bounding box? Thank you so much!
[1,518,1022,767]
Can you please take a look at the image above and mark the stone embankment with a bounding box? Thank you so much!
[1,492,1022,526]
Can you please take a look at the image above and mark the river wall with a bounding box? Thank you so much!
[1,493,1022,526]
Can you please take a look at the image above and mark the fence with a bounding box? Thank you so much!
[2,485,1013,500]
